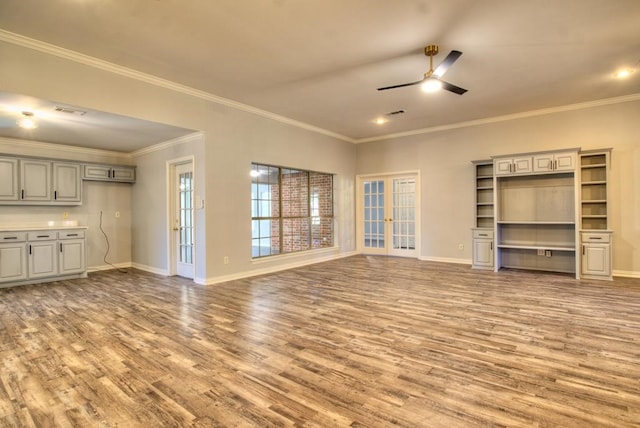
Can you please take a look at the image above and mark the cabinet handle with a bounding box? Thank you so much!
[67,233,78,237]
[3,237,17,240]
[549,160,553,170]
[582,245,585,255]
[60,243,63,252]
[21,189,24,200]
[479,233,488,237]
[490,242,493,250]
[29,245,32,255]
[54,190,57,200]
[589,236,603,240]
[554,160,557,170]
[36,235,50,238]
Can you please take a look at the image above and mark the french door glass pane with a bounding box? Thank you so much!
[179,171,193,264]
[363,180,385,249]
[392,178,416,250]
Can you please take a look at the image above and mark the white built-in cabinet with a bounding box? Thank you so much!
[0,228,86,287]
[471,160,495,270]
[472,148,612,280]
[0,158,19,201]
[83,164,136,182]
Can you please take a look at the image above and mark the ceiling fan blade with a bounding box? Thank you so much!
[440,80,468,95]
[377,79,424,91]
[433,50,462,78]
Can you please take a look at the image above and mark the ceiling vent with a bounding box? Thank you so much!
[385,110,405,116]
[54,106,87,116]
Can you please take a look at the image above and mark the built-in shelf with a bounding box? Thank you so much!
[497,221,575,225]
[497,244,575,251]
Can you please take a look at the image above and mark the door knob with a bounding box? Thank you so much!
[173,227,179,231]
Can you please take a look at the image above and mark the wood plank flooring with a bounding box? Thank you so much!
[1,255,640,427]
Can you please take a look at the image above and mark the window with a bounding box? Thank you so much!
[251,163,333,258]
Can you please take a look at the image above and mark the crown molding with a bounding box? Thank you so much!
[130,132,203,158]
[355,93,640,144]
[0,136,131,160]
[0,30,354,144]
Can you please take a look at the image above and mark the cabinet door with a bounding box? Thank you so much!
[494,159,513,176]
[512,156,533,174]
[582,244,611,277]
[53,163,82,203]
[554,152,576,172]
[0,243,27,282]
[28,241,58,279]
[533,154,554,172]
[59,239,86,275]
[0,158,19,201]
[21,160,51,201]
[111,167,136,182]
[83,165,111,180]
[473,238,494,267]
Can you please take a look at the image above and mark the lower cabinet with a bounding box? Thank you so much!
[0,234,28,282]
[472,228,494,270]
[581,231,612,280]
[0,228,87,287]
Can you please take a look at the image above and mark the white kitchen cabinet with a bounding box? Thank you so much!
[494,156,533,176]
[53,162,82,203]
[28,231,58,279]
[0,158,19,201]
[581,232,612,280]
[533,151,576,173]
[472,229,494,269]
[0,232,27,283]
[58,230,86,275]
[20,159,51,201]
[83,164,136,182]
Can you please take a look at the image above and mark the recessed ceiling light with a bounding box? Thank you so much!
[17,111,38,129]
[613,69,634,79]
[374,117,387,125]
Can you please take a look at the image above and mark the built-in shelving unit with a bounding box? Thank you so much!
[495,170,578,276]
[473,160,494,228]
[579,149,613,280]
[471,160,495,270]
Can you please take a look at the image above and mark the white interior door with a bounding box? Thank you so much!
[173,162,195,278]
[359,174,418,257]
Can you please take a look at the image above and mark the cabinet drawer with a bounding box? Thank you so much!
[58,230,85,240]
[581,232,611,243]
[27,231,57,241]
[473,229,494,239]
[0,231,26,242]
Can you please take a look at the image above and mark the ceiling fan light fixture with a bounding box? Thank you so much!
[18,111,38,129]
[421,78,442,93]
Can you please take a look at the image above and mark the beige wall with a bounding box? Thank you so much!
[356,100,640,276]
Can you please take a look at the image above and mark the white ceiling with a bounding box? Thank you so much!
[0,0,639,152]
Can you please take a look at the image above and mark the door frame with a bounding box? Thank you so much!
[356,170,420,257]
[166,156,196,278]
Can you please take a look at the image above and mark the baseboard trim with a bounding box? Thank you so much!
[129,263,169,276]
[203,250,358,285]
[613,270,640,279]
[418,256,472,265]
[87,262,133,273]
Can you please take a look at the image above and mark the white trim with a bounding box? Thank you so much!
[356,94,640,144]
[612,270,640,279]
[87,261,133,273]
[0,136,131,161]
[0,30,354,144]
[130,262,169,276]
[130,132,203,157]
[419,256,472,265]
[204,250,357,285]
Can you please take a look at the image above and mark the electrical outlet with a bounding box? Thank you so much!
[62,211,69,219]
[223,256,229,265]
[537,249,545,256]
[458,243,464,251]
[545,250,552,257]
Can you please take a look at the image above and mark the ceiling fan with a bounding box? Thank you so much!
[377,44,467,95]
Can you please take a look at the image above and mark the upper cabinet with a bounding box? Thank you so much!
[494,156,533,176]
[532,151,576,173]
[83,164,136,183]
[0,154,135,206]
[494,149,578,177]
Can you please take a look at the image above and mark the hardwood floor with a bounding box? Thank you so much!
[1,256,640,427]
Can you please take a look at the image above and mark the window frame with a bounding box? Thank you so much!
[251,162,334,259]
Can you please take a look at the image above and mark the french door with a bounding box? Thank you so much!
[358,174,419,257]
[173,162,195,278]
